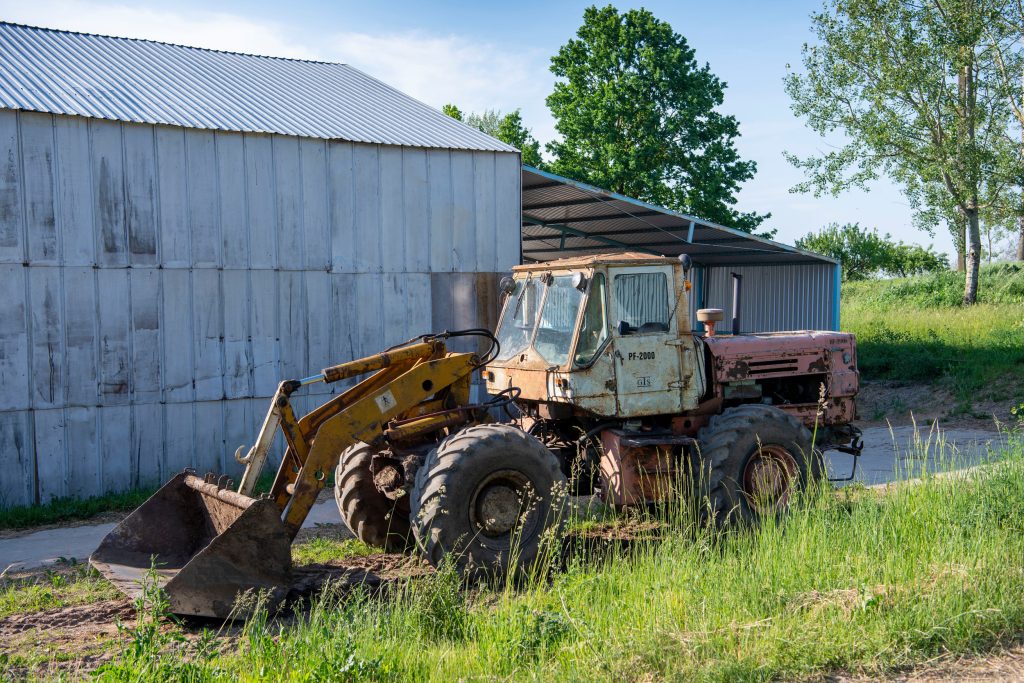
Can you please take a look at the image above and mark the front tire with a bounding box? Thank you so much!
[334,442,413,552]
[694,405,821,527]
[411,424,568,581]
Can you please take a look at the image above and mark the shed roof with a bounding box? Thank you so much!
[0,22,517,152]
[521,166,835,266]
[511,251,675,271]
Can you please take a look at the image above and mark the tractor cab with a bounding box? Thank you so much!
[485,252,707,419]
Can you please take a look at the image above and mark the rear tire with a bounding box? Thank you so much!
[694,405,821,527]
[411,424,568,581]
[334,442,413,552]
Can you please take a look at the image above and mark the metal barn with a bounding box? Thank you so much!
[520,167,840,333]
[0,23,521,506]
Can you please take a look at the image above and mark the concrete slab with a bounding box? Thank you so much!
[0,424,1009,572]
[824,424,1008,487]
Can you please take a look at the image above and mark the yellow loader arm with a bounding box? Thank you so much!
[242,339,477,535]
[91,338,480,618]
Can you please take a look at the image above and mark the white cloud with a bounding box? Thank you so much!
[0,1,314,58]
[0,0,557,144]
[321,30,556,143]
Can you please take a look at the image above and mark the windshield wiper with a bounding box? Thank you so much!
[510,278,531,320]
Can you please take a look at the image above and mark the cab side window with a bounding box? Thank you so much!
[573,274,608,365]
[614,272,670,334]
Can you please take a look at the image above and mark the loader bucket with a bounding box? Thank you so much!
[90,472,292,619]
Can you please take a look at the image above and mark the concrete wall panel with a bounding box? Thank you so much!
[0,111,521,504]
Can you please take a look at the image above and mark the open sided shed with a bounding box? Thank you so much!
[521,166,840,333]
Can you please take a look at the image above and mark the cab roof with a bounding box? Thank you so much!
[511,251,678,272]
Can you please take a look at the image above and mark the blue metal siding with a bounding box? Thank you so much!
[0,22,517,152]
[832,263,842,330]
[695,263,837,333]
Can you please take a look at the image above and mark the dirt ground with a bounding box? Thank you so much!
[0,549,429,679]
[856,378,1021,429]
[830,643,1024,681]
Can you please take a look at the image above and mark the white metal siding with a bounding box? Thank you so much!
[692,264,837,333]
[0,109,521,506]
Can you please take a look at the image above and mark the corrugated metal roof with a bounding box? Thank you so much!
[521,166,836,266]
[0,22,518,152]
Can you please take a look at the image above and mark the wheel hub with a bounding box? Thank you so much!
[476,484,520,535]
[742,445,798,514]
[469,469,535,538]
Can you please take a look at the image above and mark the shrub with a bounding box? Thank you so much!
[797,223,949,280]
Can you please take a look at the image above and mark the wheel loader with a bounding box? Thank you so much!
[91,252,861,619]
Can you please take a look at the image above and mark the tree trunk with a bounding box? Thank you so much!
[964,208,981,304]
[952,215,967,271]
[959,44,980,304]
[1019,74,1024,262]
[1017,213,1024,261]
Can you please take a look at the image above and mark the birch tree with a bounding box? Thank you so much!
[786,0,1018,302]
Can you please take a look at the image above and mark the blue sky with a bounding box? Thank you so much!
[1,0,958,256]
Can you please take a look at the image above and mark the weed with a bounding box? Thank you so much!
[408,557,469,642]
[1011,402,1024,428]
[94,563,219,681]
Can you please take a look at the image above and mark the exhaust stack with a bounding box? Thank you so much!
[731,272,742,335]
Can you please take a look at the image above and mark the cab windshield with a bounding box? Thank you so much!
[494,278,542,362]
[494,274,585,366]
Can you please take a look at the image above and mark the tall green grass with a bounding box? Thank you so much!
[86,434,1024,682]
[844,262,1024,309]
[843,264,1024,404]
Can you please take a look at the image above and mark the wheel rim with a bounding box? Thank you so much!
[741,444,798,514]
[469,469,538,539]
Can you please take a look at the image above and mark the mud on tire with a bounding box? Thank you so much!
[411,424,568,581]
[694,404,822,527]
[334,442,413,552]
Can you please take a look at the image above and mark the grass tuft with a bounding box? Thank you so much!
[0,559,120,618]
[292,537,375,565]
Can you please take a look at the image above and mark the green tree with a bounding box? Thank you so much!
[797,223,895,280]
[441,105,543,167]
[546,5,768,233]
[786,0,1019,303]
[797,223,949,279]
[888,243,950,277]
[441,104,463,121]
[982,3,1024,261]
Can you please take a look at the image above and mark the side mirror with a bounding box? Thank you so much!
[571,271,588,291]
[499,276,516,297]
[678,253,693,274]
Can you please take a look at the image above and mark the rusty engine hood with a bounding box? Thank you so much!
[704,330,858,392]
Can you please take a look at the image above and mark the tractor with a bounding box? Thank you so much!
[92,251,861,618]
